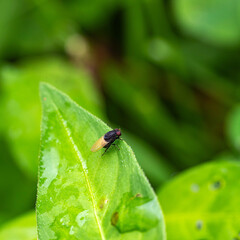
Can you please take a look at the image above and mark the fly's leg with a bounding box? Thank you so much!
[112,144,120,151]
[102,145,110,156]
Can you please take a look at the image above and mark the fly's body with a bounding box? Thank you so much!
[91,128,122,155]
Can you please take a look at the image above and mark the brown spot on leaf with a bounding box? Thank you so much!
[111,212,119,226]
[130,193,142,200]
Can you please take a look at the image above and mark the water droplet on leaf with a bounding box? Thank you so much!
[76,210,88,227]
[210,180,224,190]
[69,226,75,235]
[191,183,199,193]
[196,220,203,230]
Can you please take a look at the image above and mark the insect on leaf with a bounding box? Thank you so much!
[37,83,165,240]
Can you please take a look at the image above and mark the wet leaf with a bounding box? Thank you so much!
[112,193,160,233]
[0,58,104,178]
[37,83,165,240]
[0,211,37,240]
[158,161,240,240]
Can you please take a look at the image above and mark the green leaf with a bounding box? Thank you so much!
[158,160,240,240]
[0,136,36,226]
[0,58,104,178]
[146,38,186,75]
[0,211,37,240]
[227,105,240,151]
[37,83,165,240]
[173,0,240,46]
[64,0,116,29]
[0,0,74,58]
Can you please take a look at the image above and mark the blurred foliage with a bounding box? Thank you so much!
[226,105,240,152]
[0,0,240,238]
[0,211,36,240]
[172,0,240,46]
[123,132,175,187]
[0,136,36,225]
[103,63,216,167]
[158,160,240,240]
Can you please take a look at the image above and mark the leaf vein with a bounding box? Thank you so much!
[52,102,106,240]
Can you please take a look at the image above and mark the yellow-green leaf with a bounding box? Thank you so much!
[158,161,240,240]
[37,83,165,240]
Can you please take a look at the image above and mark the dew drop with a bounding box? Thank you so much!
[59,214,70,227]
[221,168,228,173]
[210,180,223,190]
[69,226,75,235]
[76,210,88,227]
[213,181,221,188]
[196,220,203,230]
[191,183,199,193]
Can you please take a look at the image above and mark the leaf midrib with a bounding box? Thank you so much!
[51,100,106,240]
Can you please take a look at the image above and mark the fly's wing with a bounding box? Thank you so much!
[91,136,107,152]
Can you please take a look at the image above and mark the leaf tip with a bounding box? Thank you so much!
[39,82,53,95]
[39,82,59,104]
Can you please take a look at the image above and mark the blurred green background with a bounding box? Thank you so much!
[1,0,240,238]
